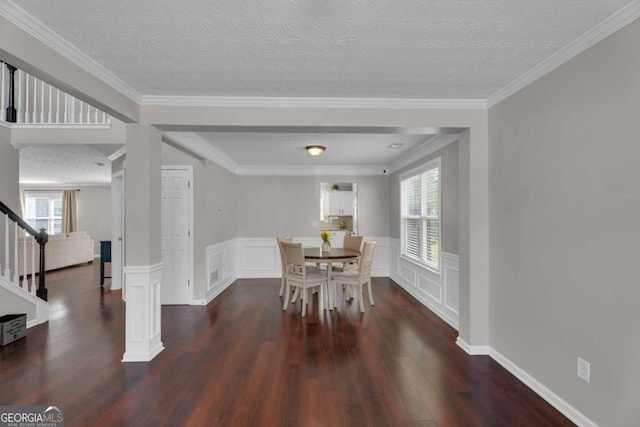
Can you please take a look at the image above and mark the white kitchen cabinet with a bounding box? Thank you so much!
[328,191,354,216]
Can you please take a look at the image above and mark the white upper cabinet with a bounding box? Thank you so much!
[328,191,354,216]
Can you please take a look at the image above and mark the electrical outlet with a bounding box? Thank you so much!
[577,357,590,383]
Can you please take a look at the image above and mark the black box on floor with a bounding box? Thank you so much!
[0,314,26,346]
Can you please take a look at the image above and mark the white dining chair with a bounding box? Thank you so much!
[332,241,376,312]
[281,242,328,317]
[333,235,364,272]
[276,236,293,297]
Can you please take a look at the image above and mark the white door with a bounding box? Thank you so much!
[111,171,125,293]
[161,167,192,305]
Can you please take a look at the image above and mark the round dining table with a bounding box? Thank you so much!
[304,247,361,309]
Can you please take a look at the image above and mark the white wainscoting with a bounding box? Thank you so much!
[203,240,237,305]
[204,236,453,328]
[388,238,459,329]
[234,237,390,279]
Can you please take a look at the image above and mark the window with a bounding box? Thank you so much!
[24,192,63,234]
[400,158,440,270]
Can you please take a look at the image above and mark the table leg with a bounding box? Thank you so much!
[328,262,335,310]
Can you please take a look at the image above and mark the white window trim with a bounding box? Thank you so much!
[23,190,63,235]
[399,157,442,274]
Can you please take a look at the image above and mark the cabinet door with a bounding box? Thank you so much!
[340,191,354,216]
[328,191,342,215]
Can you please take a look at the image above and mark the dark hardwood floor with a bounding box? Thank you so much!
[0,262,574,427]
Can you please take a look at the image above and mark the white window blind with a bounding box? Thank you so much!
[24,191,63,234]
[400,159,440,270]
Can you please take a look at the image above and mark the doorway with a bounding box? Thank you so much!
[160,166,193,305]
[111,170,124,294]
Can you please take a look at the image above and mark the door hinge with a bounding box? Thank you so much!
[188,230,191,237]
[188,181,191,188]
[188,279,190,287]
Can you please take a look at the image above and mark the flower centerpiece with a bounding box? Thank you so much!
[321,231,331,252]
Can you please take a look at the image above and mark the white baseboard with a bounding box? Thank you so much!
[455,337,490,355]
[454,338,597,427]
[489,348,597,427]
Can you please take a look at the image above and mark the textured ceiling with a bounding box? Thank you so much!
[197,132,434,166]
[19,144,123,186]
[13,0,633,99]
[7,0,636,182]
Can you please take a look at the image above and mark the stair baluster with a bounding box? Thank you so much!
[0,200,48,301]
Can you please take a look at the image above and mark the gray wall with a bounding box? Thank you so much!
[488,18,640,426]
[0,128,19,211]
[161,142,237,300]
[76,187,112,254]
[389,141,459,254]
[19,186,112,255]
[236,175,389,238]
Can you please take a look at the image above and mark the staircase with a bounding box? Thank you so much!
[0,200,49,328]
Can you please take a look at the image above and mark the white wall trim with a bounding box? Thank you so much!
[108,146,127,162]
[388,134,459,174]
[234,236,389,279]
[0,275,48,328]
[122,263,164,362]
[163,132,239,174]
[236,164,389,177]
[0,1,141,104]
[142,95,487,109]
[489,349,598,427]
[203,239,237,305]
[163,132,391,176]
[486,0,640,107]
[388,238,459,329]
[455,337,490,355]
[452,340,598,426]
[1,123,112,130]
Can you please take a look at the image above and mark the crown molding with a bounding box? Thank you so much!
[487,0,640,108]
[163,131,239,174]
[0,0,142,104]
[142,95,487,110]
[388,134,459,174]
[236,164,388,176]
[162,131,389,176]
[107,146,127,162]
[19,182,111,188]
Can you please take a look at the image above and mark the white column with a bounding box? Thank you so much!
[122,123,163,362]
[122,264,164,362]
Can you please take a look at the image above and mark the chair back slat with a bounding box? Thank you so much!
[358,241,376,282]
[343,235,364,251]
[281,241,306,281]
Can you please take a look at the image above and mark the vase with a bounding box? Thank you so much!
[322,242,330,252]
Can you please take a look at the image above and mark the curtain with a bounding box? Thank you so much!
[62,190,78,234]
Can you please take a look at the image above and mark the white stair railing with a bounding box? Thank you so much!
[1,61,110,125]
[0,200,48,301]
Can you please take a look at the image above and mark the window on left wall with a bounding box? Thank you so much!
[24,191,63,234]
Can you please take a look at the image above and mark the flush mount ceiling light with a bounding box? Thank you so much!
[306,145,326,157]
